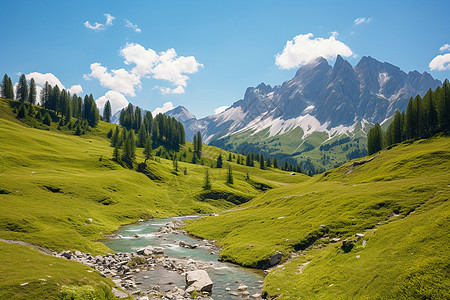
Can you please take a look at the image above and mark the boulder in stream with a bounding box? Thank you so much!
[185,270,213,294]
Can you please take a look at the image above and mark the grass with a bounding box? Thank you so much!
[184,136,450,297]
[0,97,307,298]
[0,242,123,299]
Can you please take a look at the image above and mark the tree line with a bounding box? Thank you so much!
[1,73,101,134]
[367,80,449,155]
[118,103,185,151]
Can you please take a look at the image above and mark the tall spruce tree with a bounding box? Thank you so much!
[143,137,152,163]
[28,78,37,105]
[226,164,234,184]
[203,169,212,190]
[216,153,223,168]
[367,123,383,155]
[1,74,9,98]
[16,74,29,103]
[259,154,265,169]
[103,100,112,122]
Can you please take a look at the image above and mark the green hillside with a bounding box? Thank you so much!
[0,98,307,298]
[185,136,450,298]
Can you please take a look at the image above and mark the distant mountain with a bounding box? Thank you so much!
[168,55,440,138]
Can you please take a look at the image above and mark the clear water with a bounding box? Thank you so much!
[102,216,263,298]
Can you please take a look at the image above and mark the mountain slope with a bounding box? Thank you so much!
[184,136,450,298]
[166,56,441,171]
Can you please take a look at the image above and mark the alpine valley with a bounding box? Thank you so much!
[165,55,441,171]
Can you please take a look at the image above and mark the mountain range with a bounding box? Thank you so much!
[162,55,441,169]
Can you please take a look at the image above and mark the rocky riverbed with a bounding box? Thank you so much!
[52,219,263,299]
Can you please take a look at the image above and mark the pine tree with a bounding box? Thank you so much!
[273,157,279,169]
[28,78,37,105]
[266,157,272,168]
[17,104,28,118]
[259,154,265,169]
[216,153,223,168]
[16,74,29,103]
[173,157,179,172]
[404,98,414,139]
[43,112,52,125]
[113,143,121,162]
[7,77,14,100]
[228,153,232,161]
[184,167,188,175]
[103,100,112,123]
[438,79,450,132]
[1,74,8,98]
[226,164,234,184]
[203,169,212,190]
[196,132,202,158]
[367,123,383,155]
[138,126,147,148]
[143,137,152,163]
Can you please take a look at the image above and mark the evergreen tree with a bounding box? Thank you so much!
[195,132,202,158]
[40,82,51,109]
[28,78,37,105]
[259,154,265,169]
[246,155,251,166]
[184,167,187,175]
[113,143,121,162]
[266,157,272,168]
[124,130,136,162]
[16,74,28,103]
[111,126,120,147]
[103,100,112,123]
[424,89,438,134]
[438,79,450,132]
[228,153,232,161]
[226,164,234,184]
[143,137,152,163]
[367,123,383,155]
[273,157,279,169]
[134,106,142,130]
[137,125,147,148]
[203,169,212,190]
[7,77,14,100]
[404,98,414,139]
[17,104,28,118]
[173,157,179,172]
[43,112,52,125]
[1,74,9,98]
[216,153,223,168]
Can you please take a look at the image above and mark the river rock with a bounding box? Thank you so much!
[238,284,248,291]
[179,240,197,249]
[137,245,154,256]
[185,270,213,294]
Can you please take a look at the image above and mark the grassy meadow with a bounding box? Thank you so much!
[0,98,307,298]
[185,136,450,298]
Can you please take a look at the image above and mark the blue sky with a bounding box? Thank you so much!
[1,0,449,118]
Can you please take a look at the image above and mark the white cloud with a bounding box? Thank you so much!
[429,53,450,71]
[275,33,353,69]
[120,43,159,77]
[354,17,372,25]
[119,43,203,94]
[84,13,115,31]
[159,86,185,95]
[25,72,65,89]
[214,105,229,114]
[124,19,141,33]
[85,62,141,96]
[152,101,174,115]
[152,48,203,86]
[68,85,83,95]
[96,90,129,114]
[439,44,450,52]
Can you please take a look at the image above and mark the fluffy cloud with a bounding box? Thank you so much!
[429,53,450,71]
[439,44,450,52]
[159,86,185,95]
[96,90,129,114]
[152,48,203,87]
[214,105,229,114]
[120,43,203,93]
[354,17,372,25]
[68,85,83,95]
[85,62,141,96]
[152,101,174,115]
[275,33,353,69]
[25,72,64,89]
[84,14,115,31]
[124,19,141,33]
[120,43,159,77]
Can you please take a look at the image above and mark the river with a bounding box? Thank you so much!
[102,216,264,299]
